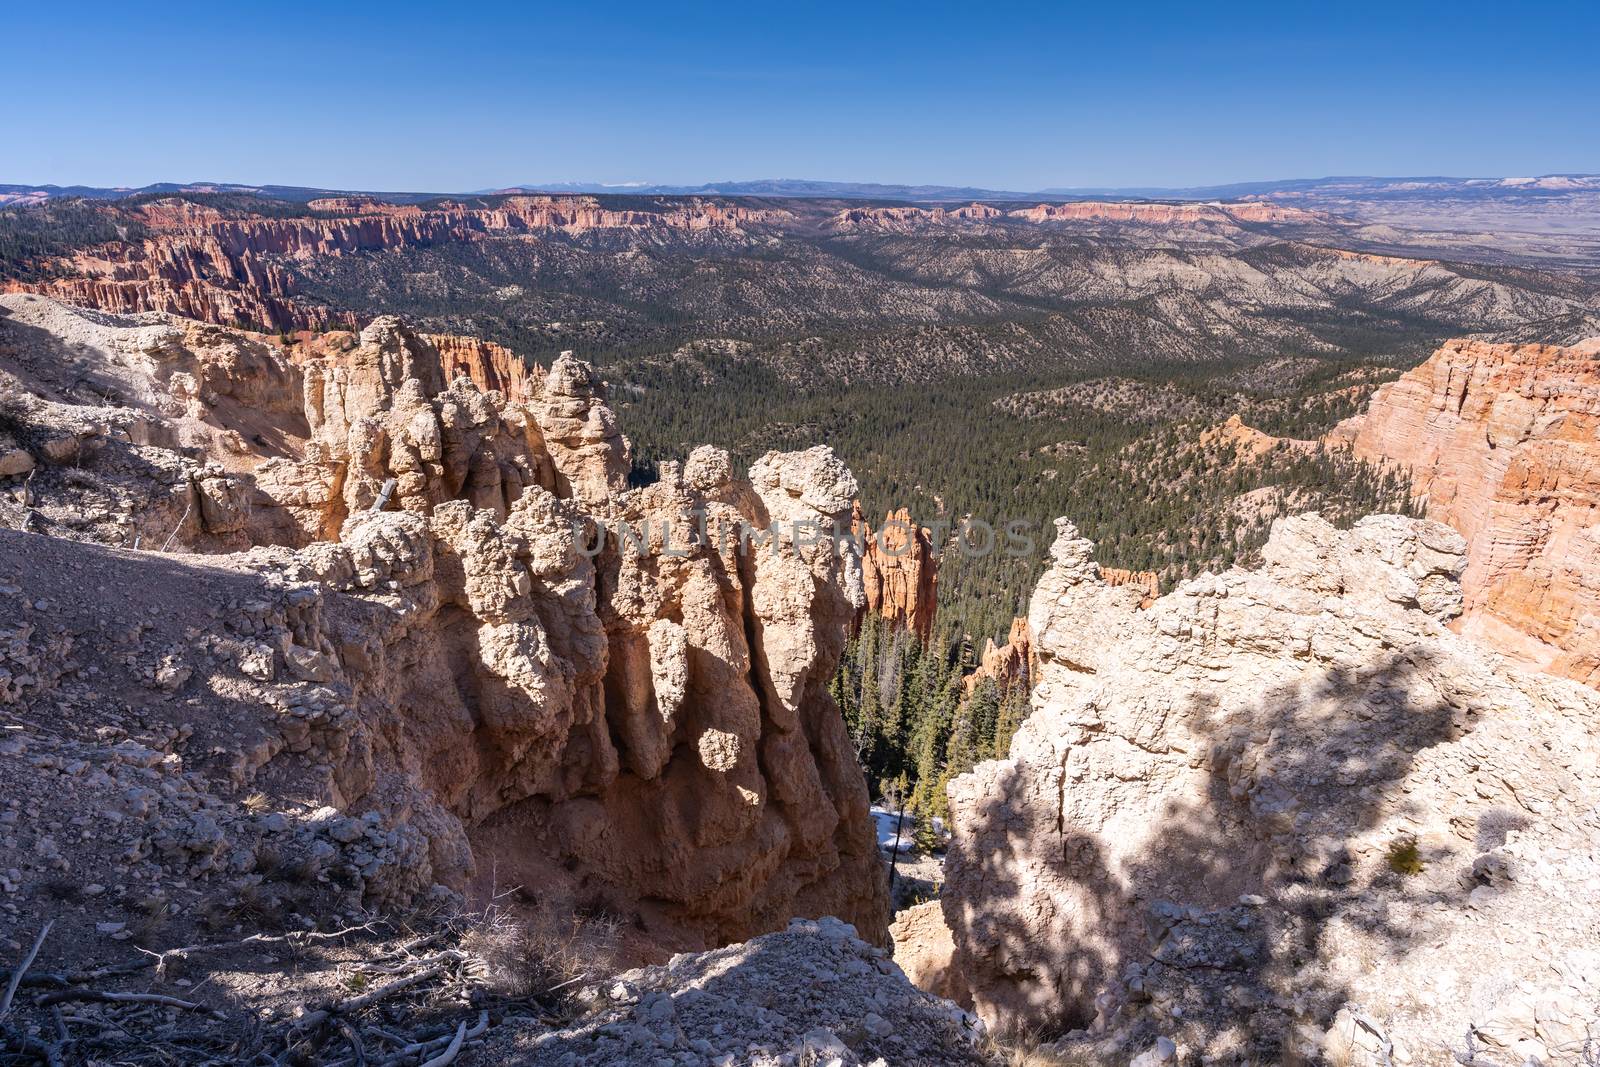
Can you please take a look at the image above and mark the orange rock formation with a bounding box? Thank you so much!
[853,504,938,642]
[7,195,793,332]
[963,617,1032,696]
[1100,567,1161,607]
[1332,336,1600,687]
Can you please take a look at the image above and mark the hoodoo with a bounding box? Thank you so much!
[0,295,890,957]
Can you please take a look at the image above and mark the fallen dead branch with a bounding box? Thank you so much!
[0,912,566,1066]
[34,988,228,1020]
[415,1018,467,1067]
[294,950,466,1032]
[0,919,53,1020]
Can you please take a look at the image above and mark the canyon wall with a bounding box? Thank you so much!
[941,515,1600,1064]
[5,195,794,332]
[1332,336,1600,687]
[0,294,889,952]
[831,200,1321,230]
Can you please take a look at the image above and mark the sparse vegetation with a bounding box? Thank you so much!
[459,902,623,1010]
[1387,836,1426,877]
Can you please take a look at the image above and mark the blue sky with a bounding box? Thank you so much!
[7,0,1597,191]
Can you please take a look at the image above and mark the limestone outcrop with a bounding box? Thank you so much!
[853,505,938,641]
[1332,336,1600,688]
[0,295,620,550]
[942,514,1600,1064]
[481,917,986,1065]
[0,294,889,960]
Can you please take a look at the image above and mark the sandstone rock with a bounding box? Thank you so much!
[942,513,1600,1064]
[0,296,890,959]
[963,616,1032,696]
[0,449,33,477]
[890,900,971,1008]
[533,352,630,506]
[0,294,568,550]
[1100,567,1160,607]
[1332,335,1600,688]
[853,504,938,641]
[1199,412,1318,460]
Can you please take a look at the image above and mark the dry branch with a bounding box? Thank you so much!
[0,920,53,1020]
[34,988,227,1020]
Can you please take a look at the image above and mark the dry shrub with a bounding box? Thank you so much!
[982,1031,1099,1067]
[461,904,623,1007]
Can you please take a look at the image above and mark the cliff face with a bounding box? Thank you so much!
[853,505,938,642]
[0,294,889,952]
[421,331,545,401]
[831,200,1320,231]
[1332,336,1600,687]
[6,195,794,332]
[1099,566,1160,607]
[1006,200,1319,225]
[963,616,1032,696]
[940,515,1600,1063]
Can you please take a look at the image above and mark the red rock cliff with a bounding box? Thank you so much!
[1100,566,1161,607]
[963,616,1032,696]
[853,504,938,642]
[1332,336,1600,686]
[8,196,792,333]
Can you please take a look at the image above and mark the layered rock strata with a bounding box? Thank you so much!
[831,200,1320,231]
[1332,336,1600,687]
[6,195,794,331]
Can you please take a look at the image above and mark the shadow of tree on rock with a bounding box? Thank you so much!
[948,646,1489,1063]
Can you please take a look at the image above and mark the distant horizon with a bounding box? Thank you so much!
[6,0,1596,193]
[6,171,1600,204]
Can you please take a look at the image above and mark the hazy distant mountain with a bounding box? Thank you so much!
[1041,175,1600,200]
[481,179,1058,201]
[8,175,1599,211]
[0,182,445,207]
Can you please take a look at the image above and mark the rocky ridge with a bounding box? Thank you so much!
[0,295,890,970]
[5,195,795,332]
[962,617,1032,697]
[939,514,1600,1065]
[480,917,986,1066]
[830,200,1321,232]
[1332,335,1600,687]
[9,192,1598,386]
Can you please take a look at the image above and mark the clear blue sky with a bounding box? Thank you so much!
[7,0,1596,192]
